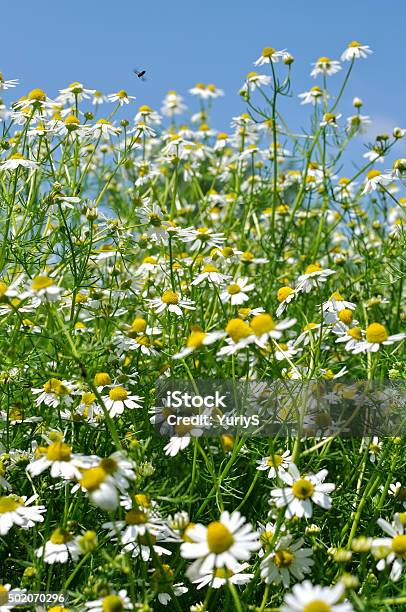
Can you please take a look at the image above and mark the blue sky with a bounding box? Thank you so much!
[2,0,405,150]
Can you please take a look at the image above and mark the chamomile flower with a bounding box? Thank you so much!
[58,82,96,104]
[220,278,255,306]
[352,323,405,354]
[250,313,296,345]
[85,591,133,611]
[180,511,260,574]
[276,286,296,317]
[388,482,406,508]
[191,263,229,286]
[241,72,271,92]
[173,329,225,359]
[0,153,39,172]
[102,386,143,417]
[256,450,292,479]
[311,57,342,77]
[373,513,406,581]
[254,47,287,66]
[29,275,63,302]
[27,441,83,480]
[161,90,187,117]
[281,581,354,612]
[192,563,253,589]
[36,528,81,564]
[31,378,73,408]
[0,73,19,91]
[362,169,392,194]
[0,494,46,535]
[271,463,335,518]
[88,118,120,138]
[341,41,372,61]
[146,290,195,316]
[298,87,326,105]
[296,264,336,294]
[107,90,136,105]
[260,534,314,587]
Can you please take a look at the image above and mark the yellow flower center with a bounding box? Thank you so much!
[81,392,96,406]
[277,286,294,302]
[31,275,54,291]
[64,115,80,128]
[28,88,46,101]
[0,496,20,513]
[134,493,151,508]
[96,119,111,125]
[241,251,254,261]
[138,105,152,113]
[392,535,406,556]
[125,508,148,525]
[317,57,331,64]
[267,454,283,467]
[262,47,276,58]
[274,549,294,567]
[108,387,128,401]
[303,602,331,612]
[225,319,252,342]
[116,90,128,98]
[330,291,344,301]
[207,521,234,553]
[130,317,147,333]
[247,71,259,79]
[161,290,179,305]
[366,323,388,343]
[305,263,322,274]
[348,40,362,48]
[292,478,314,499]
[80,467,107,491]
[250,314,275,336]
[94,372,112,386]
[102,595,124,612]
[46,442,71,462]
[186,330,206,349]
[43,378,70,396]
[367,169,381,180]
[348,327,362,340]
[338,309,353,325]
[227,283,241,295]
[203,264,218,273]
[50,528,72,545]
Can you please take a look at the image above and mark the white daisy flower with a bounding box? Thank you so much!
[0,153,39,172]
[254,47,287,66]
[256,450,292,479]
[192,562,253,589]
[102,386,143,418]
[352,323,405,354]
[250,313,297,346]
[180,510,260,574]
[191,263,230,286]
[276,286,296,317]
[28,275,63,302]
[271,463,335,518]
[173,329,226,359]
[220,278,255,306]
[36,528,81,564]
[31,378,73,408]
[146,290,196,317]
[0,494,46,535]
[27,441,84,480]
[85,590,133,611]
[341,41,373,61]
[241,72,271,92]
[58,81,96,104]
[388,482,406,508]
[362,169,392,194]
[298,86,326,105]
[296,264,336,294]
[0,73,19,90]
[107,90,136,105]
[311,57,342,77]
[281,580,354,612]
[373,513,406,581]
[260,534,314,587]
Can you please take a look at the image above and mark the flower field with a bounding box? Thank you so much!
[0,41,405,611]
